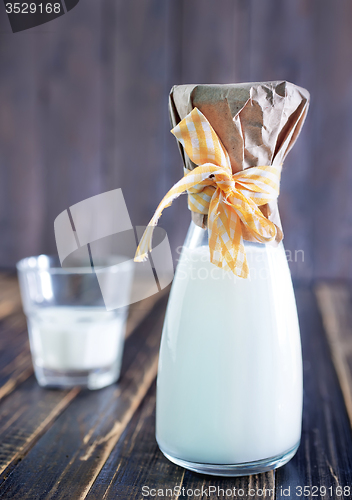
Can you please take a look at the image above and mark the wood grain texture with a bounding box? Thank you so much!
[275,286,352,496]
[315,282,352,430]
[1,0,351,279]
[125,285,170,339]
[87,285,352,500]
[0,272,168,401]
[0,311,32,401]
[85,383,186,500]
[244,0,315,280]
[0,275,32,400]
[0,275,22,320]
[0,278,351,496]
[181,0,238,84]
[87,383,275,500]
[0,18,42,266]
[0,294,168,500]
[0,381,79,479]
[100,0,189,262]
[0,271,169,492]
[308,1,352,279]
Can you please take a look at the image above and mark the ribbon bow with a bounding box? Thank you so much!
[135,108,282,278]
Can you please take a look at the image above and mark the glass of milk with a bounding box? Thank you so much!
[156,222,303,475]
[17,255,133,390]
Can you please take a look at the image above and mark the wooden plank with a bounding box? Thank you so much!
[0,293,168,499]
[0,275,22,321]
[0,274,168,482]
[0,0,189,268]
[84,390,273,493]
[88,285,352,499]
[0,381,79,478]
[308,0,352,279]
[160,0,190,259]
[87,380,274,500]
[245,0,315,281]
[275,286,352,495]
[181,0,240,84]
[33,0,104,259]
[85,382,186,500]
[178,466,274,499]
[0,312,32,402]
[1,0,352,281]
[0,271,168,401]
[179,0,316,281]
[125,285,170,339]
[0,21,42,267]
[0,274,33,400]
[315,282,352,429]
[101,0,189,262]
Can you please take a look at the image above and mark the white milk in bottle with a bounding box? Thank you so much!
[156,223,302,473]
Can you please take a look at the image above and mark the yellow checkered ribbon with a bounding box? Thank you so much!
[135,107,282,278]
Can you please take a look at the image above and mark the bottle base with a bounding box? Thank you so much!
[159,442,300,477]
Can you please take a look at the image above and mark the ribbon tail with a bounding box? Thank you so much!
[134,190,180,262]
[134,225,155,262]
[134,166,215,262]
[207,192,250,278]
[233,229,250,279]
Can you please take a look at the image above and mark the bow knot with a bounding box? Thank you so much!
[135,108,282,278]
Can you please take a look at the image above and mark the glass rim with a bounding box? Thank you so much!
[16,254,133,275]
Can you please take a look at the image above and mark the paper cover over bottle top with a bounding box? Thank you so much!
[169,81,310,233]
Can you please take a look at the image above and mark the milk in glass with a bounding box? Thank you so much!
[28,307,127,371]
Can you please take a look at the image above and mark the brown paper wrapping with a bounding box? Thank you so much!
[169,81,310,242]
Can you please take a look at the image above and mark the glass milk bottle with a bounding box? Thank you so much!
[156,222,303,475]
[136,82,310,475]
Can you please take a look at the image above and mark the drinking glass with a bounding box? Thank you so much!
[17,255,133,390]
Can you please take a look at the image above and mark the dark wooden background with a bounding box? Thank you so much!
[0,0,351,280]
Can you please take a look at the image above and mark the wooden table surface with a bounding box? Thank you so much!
[0,274,352,499]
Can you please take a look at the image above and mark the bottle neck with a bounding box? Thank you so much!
[183,221,270,251]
